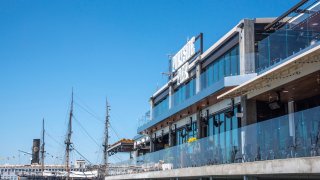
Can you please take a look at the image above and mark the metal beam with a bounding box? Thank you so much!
[264,0,309,31]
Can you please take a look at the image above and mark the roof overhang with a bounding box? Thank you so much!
[107,139,134,156]
[218,43,320,100]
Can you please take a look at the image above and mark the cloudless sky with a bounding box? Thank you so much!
[0,0,299,165]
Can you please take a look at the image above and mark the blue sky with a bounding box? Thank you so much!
[0,0,299,165]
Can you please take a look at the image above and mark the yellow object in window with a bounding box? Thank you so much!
[187,137,197,143]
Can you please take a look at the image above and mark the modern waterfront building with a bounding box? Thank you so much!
[106,0,320,179]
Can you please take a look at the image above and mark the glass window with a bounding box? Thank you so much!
[208,64,214,87]
[219,57,225,80]
[231,107,239,146]
[225,54,231,76]
[198,45,239,91]
[173,78,196,107]
[231,46,239,75]
[208,116,213,136]
[213,62,219,83]
[153,96,169,119]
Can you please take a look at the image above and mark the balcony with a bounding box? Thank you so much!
[110,106,320,176]
[256,1,320,73]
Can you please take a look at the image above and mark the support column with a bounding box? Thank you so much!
[197,110,203,139]
[168,84,174,109]
[196,62,201,94]
[149,133,156,153]
[133,143,138,158]
[239,19,255,75]
[288,100,295,146]
[169,123,173,147]
[150,98,154,119]
[240,95,257,160]
[149,139,154,153]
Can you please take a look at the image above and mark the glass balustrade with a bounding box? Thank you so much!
[109,106,320,176]
[256,1,320,73]
[137,111,151,128]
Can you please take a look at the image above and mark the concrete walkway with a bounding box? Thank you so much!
[105,156,320,179]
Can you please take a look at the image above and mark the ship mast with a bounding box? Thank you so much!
[65,89,73,180]
[103,98,110,174]
[40,118,45,176]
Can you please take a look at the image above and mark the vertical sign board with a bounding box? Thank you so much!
[172,37,196,85]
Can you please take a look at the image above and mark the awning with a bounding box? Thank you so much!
[218,44,320,100]
[107,139,134,156]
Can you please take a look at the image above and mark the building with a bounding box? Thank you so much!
[106,0,320,179]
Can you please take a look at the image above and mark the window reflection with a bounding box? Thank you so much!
[153,96,169,119]
[200,45,240,90]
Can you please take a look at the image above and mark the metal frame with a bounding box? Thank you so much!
[264,0,309,31]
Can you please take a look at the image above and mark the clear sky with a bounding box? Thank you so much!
[0,0,299,165]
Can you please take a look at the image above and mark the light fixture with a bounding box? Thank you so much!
[312,23,319,26]
[282,90,289,93]
[269,101,281,110]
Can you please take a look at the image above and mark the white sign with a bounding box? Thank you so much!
[172,37,195,85]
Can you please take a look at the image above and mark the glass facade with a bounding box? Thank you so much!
[147,45,239,130]
[201,45,239,90]
[256,2,320,72]
[176,121,197,145]
[173,78,196,107]
[207,106,240,162]
[152,96,169,119]
[110,106,320,175]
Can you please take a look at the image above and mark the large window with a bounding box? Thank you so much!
[176,121,197,145]
[208,106,240,163]
[173,78,196,107]
[201,45,239,90]
[152,96,169,119]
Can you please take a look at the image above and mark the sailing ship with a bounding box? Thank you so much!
[15,90,109,180]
